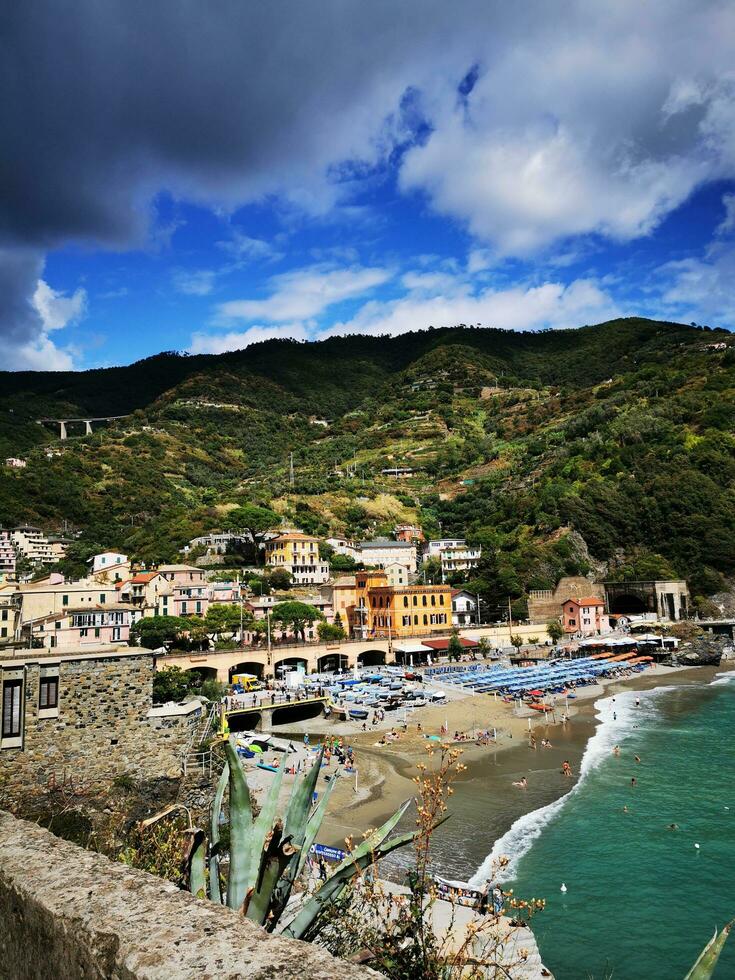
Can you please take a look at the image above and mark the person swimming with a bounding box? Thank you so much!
[613,745,620,756]
[634,755,641,764]
[631,776,637,787]
[667,823,678,831]
[512,777,528,788]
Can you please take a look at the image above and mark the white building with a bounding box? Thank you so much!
[10,527,57,567]
[0,530,16,579]
[88,552,130,580]
[357,539,417,574]
[5,458,26,469]
[425,539,481,580]
[186,532,248,555]
[451,589,478,626]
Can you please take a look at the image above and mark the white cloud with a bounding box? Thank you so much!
[0,334,75,371]
[398,4,735,256]
[188,322,309,355]
[172,268,218,296]
[32,280,87,331]
[321,269,620,338]
[214,264,392,323]
[716,192,735,236]
[216,231,283,262]
[658,243,735,326]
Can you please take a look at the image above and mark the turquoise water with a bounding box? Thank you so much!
[498,674,735,979]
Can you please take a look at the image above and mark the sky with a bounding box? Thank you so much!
[2,0,735,372]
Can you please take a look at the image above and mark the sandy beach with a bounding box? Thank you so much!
[270,663,727,854]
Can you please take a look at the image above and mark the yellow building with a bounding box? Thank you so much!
[264,532,330,585]
[353,571,451,638]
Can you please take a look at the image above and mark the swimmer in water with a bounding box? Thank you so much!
[635,755,641,764]
[623,805,629,813]
[631,776,637,788]
[667,823,678,831]
[613,745,620,756]
[512,777,528,789]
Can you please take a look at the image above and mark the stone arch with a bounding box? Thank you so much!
[273,656,308,678]
[182,665,218,685]
[271,700,325,726]
[317,653,349,673]
[228,661,265,682]
[356,648,387,667]
[608,593,648,615]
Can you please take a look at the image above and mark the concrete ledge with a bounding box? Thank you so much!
[0,811,374,979]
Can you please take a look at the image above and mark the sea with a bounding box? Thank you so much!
[469,672,735,979]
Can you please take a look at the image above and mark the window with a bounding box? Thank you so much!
[62,594,69,606]
[412,596,417,606]
[569,618,576,627]
[80,628,88,637]
[423,614,428,625]
[0,628,5,638]
[431,594,436,606]
[2,680,22,739]
[439,595,444,606]
[94,627,101,638]
[99,594,106,604]
[39,676,58,710]
[422,595,427,606]
[403,596,409,608]
[55,621,61,630]
[1,609,7,621]
[413,615,418,625]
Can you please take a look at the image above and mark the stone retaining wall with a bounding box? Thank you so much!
[0,650,196,799]
[0,810,374,979]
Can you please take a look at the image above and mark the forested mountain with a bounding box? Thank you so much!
[1,317,734,612]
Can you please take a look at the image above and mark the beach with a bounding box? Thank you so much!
[264,662,718,873]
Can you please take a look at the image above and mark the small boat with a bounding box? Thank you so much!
[349,708,369,720]
[529,703,553,711]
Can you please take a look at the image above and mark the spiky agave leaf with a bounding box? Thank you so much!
[185,828,207,900]
[241,757,288,924]
[243,820,300,926]
[685,919,734,979]
[209,760,229,905]
[267,746,325,924]
[281,826,417,941]
[224,737,255,910]
[295,770,340,880]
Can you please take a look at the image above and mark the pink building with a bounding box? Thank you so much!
[157,565,209,617]
[25,604,134,649]
[562,597,610,636]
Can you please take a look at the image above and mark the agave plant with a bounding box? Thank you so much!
[684,918,733,980]
[182,736,419,937]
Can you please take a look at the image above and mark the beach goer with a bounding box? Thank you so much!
[667,823,678,831]
[562,761,573,777]
[636,697,640,707]
[613,745,620,756]
[623,805,628,813]
[493,886,504,916]
[318,857,328,882]
[634,755,641,764]
[512,777,528,789]
[631,776,637,788]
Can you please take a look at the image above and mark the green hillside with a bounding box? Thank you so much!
[1,317,734,611]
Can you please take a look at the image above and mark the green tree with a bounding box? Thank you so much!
[546,621,564,643]
[270,601,324,642]
[510,634,524,651]
[130,615,189,650]
[447,629,463,661]
[152,665,190,703]
[204,603,247,643]
[268,567,292,590]
[421,556,443,585]
[317,621,346,641]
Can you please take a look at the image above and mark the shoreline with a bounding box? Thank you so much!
[309,662,730,860]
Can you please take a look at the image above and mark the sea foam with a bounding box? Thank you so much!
[469,690,647,886]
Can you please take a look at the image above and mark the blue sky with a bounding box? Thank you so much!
[3,1,735,371]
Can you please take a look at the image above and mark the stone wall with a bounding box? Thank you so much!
[0,810,374,979]
[528,575,604,624]
[0,651,196,798]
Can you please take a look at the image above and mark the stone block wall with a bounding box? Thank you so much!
[528,575,604,624]
[0,652,196,797]
[0,810,374,980]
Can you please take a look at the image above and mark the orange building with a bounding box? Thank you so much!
[352,570,452,638]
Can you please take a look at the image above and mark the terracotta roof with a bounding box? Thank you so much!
[565,596,605,605]
[131,572,158,584]
[268,532,318,542]
[422,637,478,650]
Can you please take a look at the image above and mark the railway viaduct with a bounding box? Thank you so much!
[156,622,550,683]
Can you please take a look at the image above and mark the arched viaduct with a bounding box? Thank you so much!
[154,623,550,682]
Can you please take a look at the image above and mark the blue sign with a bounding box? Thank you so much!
[311,843,347,863]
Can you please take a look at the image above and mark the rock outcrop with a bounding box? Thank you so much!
[662,634,729,667]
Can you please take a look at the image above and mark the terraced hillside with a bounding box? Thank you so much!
[1,317,734,612]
